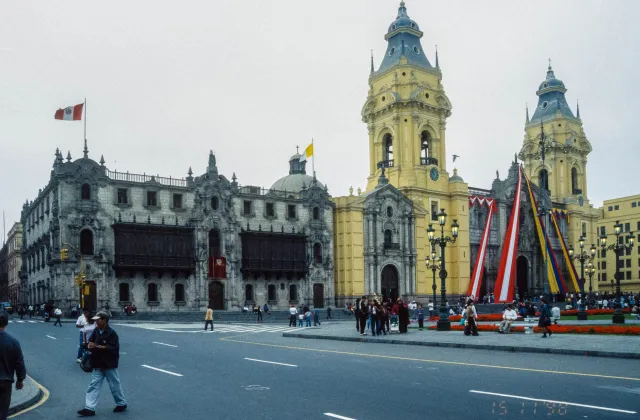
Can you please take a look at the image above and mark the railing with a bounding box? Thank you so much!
[420,157,439,166]
[106,170,188,188]
[114,255,195,269]
[572,188,583,195]
[383,242,400,250]
[469,187,492,197]
[238,185,301,199]
[379,159,394,168]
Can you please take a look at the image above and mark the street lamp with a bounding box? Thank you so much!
[427,209,459,331]
[585,262,595,299]
[599,221,635,324]
[425,247,440,317]
[568,236,597,320]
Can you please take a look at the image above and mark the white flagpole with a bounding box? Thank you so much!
[312,138,315,177]
[84,98,87,155]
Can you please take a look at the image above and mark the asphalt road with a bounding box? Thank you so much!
[5,319,640,420]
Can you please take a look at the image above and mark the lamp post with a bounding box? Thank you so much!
[599,221,635,324]
[585,262,595,303]
[568,236,596,320]
[61,243,86,309]
[425,247,440,317]
[427,209,459,331]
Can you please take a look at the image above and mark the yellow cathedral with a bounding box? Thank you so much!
[332,1,613,306]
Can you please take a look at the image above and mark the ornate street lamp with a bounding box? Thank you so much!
[586,262,596,299]
[427,209,459,331]
[425,248,440,317]
[599,221,635,324]
[568,236,597,320]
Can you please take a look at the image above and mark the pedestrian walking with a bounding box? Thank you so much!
[256,305,263,323]
[204,305,214,331]
[76,308,89,362]
[288,305,298,327]
[77,311,127,417]
[416,304,425,330]
[358,296,368,336]
[0,310,26,420]
[464,299,479,336]
[539,299,553,338]
[53,307,63,327]
[326,307,332,319]
[313,308,321,326]
[28,305,33,319]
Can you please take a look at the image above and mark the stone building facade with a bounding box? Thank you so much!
[20,146,334,313]
[6,223,22,306]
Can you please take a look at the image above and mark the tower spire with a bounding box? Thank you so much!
[576,99,581,119]
[83,138,89,158]
[526,103,530,124]
[370,49,374,73]
[435,44,439,68]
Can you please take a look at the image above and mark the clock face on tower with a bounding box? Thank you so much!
[430,167,439,181]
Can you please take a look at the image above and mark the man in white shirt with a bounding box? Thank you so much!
[76,308,88,362]
[499,304,518,334]
[551,305,561,324]
[288,305,298,327]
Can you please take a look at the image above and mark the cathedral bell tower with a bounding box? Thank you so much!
[362,1,452,193]
[520,63,592,205]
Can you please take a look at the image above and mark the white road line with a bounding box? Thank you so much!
[152,341,178,348]
[469,390,637,414]
[244,358,297,367]
[45,335,56,340]
[17,320,25,323]
[28,321,37,323]
[141,364,183,377]
[324,413,357,420]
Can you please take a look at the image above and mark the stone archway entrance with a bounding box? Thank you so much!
[381,265,399,302]
[208,281,224,310]
[516,256,529,300]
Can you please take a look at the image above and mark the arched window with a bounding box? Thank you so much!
[245,284,254,302]
[81,183,91,200]
[175,284,185,302]
[147,283,158,302]
[313,243,322,264]
[539,169,549,191]
[211,196,219,210]
[421,131,431,161]
[268,284,277,301]
[289,284,298,302]
[209,229,220,258]
[119,283,130,302]
[383,134,393,163]
[384,229,393,245]
[571,168,579,192]
[313,207,320,220]
[80,229,94,255]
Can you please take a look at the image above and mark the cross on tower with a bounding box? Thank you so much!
[296,145,299,154]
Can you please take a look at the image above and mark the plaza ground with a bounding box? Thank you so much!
[6,318,640,420]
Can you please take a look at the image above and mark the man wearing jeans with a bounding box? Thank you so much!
[0,310,26,420]
[77,311,127,417]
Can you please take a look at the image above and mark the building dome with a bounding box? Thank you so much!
[269,152,324,193]
[530,63,576,124]
[449,168,464,183]
[387,2,420,32]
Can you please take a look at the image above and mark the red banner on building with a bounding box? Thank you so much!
[209,256,226,279]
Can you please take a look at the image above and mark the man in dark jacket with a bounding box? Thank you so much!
[77,311,127,417]
[0,310,26,420]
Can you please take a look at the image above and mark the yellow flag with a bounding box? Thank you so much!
[299,143,313,162]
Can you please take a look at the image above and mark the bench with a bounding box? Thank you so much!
[494,317,538,334]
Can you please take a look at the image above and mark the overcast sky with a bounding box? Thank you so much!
[1,0,639,235]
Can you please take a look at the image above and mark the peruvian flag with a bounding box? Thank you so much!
[54,103,83,121]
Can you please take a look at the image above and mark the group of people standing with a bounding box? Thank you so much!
[354,296,410,336]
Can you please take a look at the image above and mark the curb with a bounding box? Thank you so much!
[281,333,640,360]
[8,377,45,417]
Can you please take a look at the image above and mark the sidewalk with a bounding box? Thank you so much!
[9,376,44,416]
[282,322,640,359]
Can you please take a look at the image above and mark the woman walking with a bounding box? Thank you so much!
[464,299,479,336]
[539,298,553,338]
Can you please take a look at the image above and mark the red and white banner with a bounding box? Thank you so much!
[54,103,84,121]
[493,166,523,303]
[469,196,495,209]
[467,204,495,299]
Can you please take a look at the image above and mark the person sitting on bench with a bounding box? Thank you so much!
[498,304,518,334]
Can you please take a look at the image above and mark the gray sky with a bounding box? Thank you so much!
[1,0,639,232]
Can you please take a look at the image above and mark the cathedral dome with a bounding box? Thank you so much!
[269,152,324,193]
[530,63,576,123]
[376,2,433,75]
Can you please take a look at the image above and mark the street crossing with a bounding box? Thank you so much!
[8,320,44,324]
[116,322,313,334]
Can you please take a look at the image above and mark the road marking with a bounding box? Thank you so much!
[28,320,37,323]
[8,376,50,419]
[324,413,357,420]
[141,364,183,377]
[17,320,25,323]
[220,338,640,382]
[152,341,178,348]
[45,335,56,340]
[244,358,297,367]
[469,390,637,414]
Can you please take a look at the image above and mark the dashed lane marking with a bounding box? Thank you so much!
[244,358,297,367]
[45,335,56,340]
[220,337,640,382]
[324,413,357,420]
[141,364,183,377]
[152,341,178,348]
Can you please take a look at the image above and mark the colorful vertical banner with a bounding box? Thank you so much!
[494,166,523,303]
[550,214,581,292]
[467,200,495,299]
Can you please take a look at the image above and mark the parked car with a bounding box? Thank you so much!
[1,302,14,314]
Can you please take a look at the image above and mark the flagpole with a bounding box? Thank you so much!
[84,98,87,154]
[312,138,315,177]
